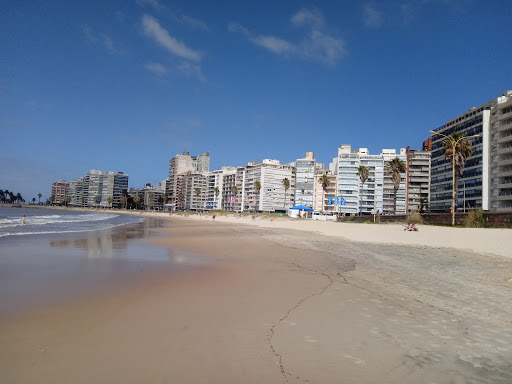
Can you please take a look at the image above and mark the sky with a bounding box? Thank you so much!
[1,0,511,202]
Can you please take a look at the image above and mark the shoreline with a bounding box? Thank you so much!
[7,204,512,258]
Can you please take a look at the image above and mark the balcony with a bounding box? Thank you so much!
[497,144,512,155]
[497,132,512,144]
[497,110,512,121]
[496,120,512,132]
[498,157,512,167]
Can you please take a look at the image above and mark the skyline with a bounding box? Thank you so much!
[1,0,511,201]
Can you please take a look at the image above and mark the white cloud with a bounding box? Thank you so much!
[180,14,209,31]
[363,4,384,28]
[250,35,295,55]
[229,8,346,66]
[83,26,121,55]
[290,8,324,29]
[176,61,206,82]
[142,14,201,62]
[145,62,167,76]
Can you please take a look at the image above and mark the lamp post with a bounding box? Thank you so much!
[429,130,480,226]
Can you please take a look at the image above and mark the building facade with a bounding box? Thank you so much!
[406,148,431,213]
[312,170,337,213]
[294,152,317,208]
[51,180,69,205]
[490,90,512,211]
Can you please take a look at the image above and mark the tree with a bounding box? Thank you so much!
[386,157,407,215]
[133,195,141,210]
[320,174,331,213]
[282,178,291,209]
[95,196,101,207]
[148,193,154,211]
[0,190,4,203]
[177,192,184,210]
[254,181,261,212]
[119,196,127,209]
[32,197,36,205]
[443,132,473,210]
[107,197,113,208]
[38,193,42,204]
[65,197,71,207]
[16,193,23,204]
[419,197,429,213]
[356,166,369,215]
[231,186,238,211]
[194,188,201,211]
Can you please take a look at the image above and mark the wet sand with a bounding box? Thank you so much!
[1,217,512,383]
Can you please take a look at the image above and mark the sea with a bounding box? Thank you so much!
[0,206,206,317]
[0,206,143,238]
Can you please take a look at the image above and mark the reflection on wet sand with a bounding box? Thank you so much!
[50,218,167,259]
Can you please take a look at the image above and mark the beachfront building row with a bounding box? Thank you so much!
[51,180,70,205]
[57,170,129,208]
[430,90,512,212]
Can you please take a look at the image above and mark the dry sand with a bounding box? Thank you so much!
[1,212,511,383]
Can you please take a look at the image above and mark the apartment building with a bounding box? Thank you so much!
[406,147,431,213]
[87,169,115,208]
[51,180,69,205]
[68,177,88,206]
[382,149,407,215]
[168,152,210,210]
[294,152,320,208]
[312,170,337,213]
[113,172,129,208]
[490,90,512,211]
[181,172,209,211]
[430,95,497,212]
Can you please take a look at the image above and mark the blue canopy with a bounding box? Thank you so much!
[289,205,313,211]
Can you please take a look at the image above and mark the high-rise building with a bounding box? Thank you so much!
[331,145,407,215]
[312,170,337,213]
[294,152,318,208]
[406,147,431,213]
[429,92,512,212]
[168,152,210,210]
[490,91,512,211]
[113,172,129,208]
[51,180,69,205]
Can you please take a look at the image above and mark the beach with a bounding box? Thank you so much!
[1,212,512,383]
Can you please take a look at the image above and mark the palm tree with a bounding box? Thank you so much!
[133,196,141,210]
[0,190,5,203]
[95,196,101,207]
[214,187,220,209]
[147,193,154,211]
[194,188,201,211]
[254,181,261,212]
[386,157,407,215]
[231,186,238,212]
[16,193,23,204]
[32,197,36,205]
[107,197,113,209]
[119,196,127,209]
[320,174,331,213]
[177,192,184,210]
[419,197,429,213]
[38,193,42,204]
[442,132,473,210]
[65,197,71,207]
[282,178,290,208]
[356,166,369,215]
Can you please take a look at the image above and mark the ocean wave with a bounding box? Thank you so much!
[0,213,119,229]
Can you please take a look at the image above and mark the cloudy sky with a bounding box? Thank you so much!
[1,0,511,201]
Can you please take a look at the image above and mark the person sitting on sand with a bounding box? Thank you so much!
[411,224,418,231]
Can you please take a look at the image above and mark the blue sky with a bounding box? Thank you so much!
[1,0,511,201]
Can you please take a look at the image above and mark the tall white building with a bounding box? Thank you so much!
[331,145,407,215]
[294,152,321,208]
[168,152,210,210]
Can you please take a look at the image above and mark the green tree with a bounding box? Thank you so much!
[253,181,261,211]
[419,197,429,213]
[133,195,141,210]
[194,188,201,211]
[38,193,42,204]
[107,197,113,208]
[282,178,290,208]
[320,174,331,213]
[32,197,36,205]
[442,132,473,210]
[356,165,369,215]
[119,196,127,209]
[386,157,407,215]
[177,192,184,210]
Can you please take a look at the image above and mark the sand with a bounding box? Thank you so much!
[1,212,511,383]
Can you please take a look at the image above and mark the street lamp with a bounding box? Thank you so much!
[429,130,480,225]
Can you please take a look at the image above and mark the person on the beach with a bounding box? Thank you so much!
[22,215,26,224]
[212,214,216,220]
